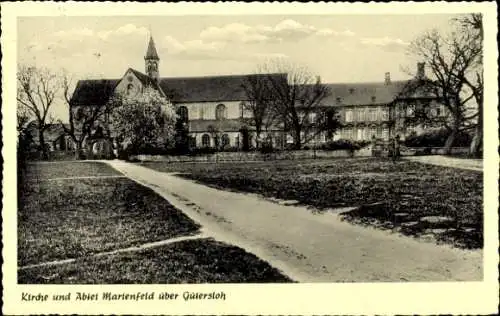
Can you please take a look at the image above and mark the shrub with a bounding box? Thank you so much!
[318,139,367,151]
[188,147,217,156]
[259,143,275,154]
[405,129,472,147]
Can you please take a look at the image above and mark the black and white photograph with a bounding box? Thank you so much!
[2,1,498,315]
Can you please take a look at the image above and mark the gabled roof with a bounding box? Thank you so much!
[145,36,159,60]
[70,79,119,106]
[159,73,287,103]
[128,68,165,96]
[319,79,436,107]
[320,81,408,107]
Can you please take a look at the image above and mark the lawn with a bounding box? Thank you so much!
[18,161,291,284]
[142,158,483,249]
[18,161,201,266]
[18,238,293,284]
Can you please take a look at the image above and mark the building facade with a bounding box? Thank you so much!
[70,36,444,151]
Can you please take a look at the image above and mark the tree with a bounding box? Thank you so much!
[17,104,34,173]
[111,87,176,156]
[456,14,483,157]
[59,72,116,159]
[406,14,483,155]
[240,73,276,149]
[258,60,338,149]
[17,65,59,159]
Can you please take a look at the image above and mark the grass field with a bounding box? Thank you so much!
[18,162,201,266]
[18,238,292,284]
[142,158,483,249]
[18,161,291,283]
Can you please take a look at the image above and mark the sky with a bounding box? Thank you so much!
[17,14,461,121]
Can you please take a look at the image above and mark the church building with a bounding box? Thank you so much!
[70,35,445,151]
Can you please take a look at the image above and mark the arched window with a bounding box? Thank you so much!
[221,134,230,148]
[239,102,245,118]
[126,83,134,96]
[215,104,227,120]
[201,134,210,147]
[177,106,188,123]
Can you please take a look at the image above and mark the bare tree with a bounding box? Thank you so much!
[406,14,483,155]
[456,14,483,157]
[17,65,59,160]
[241,73,276,149]
[59,72,126,159]
[259,60,337,149]
[17,103,31,132]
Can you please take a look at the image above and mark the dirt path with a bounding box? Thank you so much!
[107,160,482,282]
[404,155,483,171]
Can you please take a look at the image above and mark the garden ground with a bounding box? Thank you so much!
[17,161,291,284]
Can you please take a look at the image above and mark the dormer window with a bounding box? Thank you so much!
[349,88,355,94]
[336,97,342,104]
[371,96,376,103]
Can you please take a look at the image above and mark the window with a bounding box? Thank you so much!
[216,104,227,120]
[199,107,205,120]
[336,97,342,104]
[345,110,353,122]
[349,88,355,94]
[371,96,376,103]
[309,112,317,124]
[201,134,210,147]
[221,134,230,148]
[357,108,366,121]
[369,126,377,139]
[357,128,364,140]
[439,105,446,117]
[177,106,188,123]
[344,128,353,140]
[381,108,390,121]
[239,102,245,118]
[126,83,134,96]
[369,109,377,121]
[382,127,389,140]
[406,104,415,117]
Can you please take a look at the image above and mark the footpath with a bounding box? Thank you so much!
[404,155,483,171]
[107,160,483,282]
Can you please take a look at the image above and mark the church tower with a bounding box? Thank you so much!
[144,35,160,81]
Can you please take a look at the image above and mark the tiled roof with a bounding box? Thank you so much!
[320,79,435,107]
[159,73,287,103]
[70,71,433,109]
[70,79,119,106]
[320,81,408,107]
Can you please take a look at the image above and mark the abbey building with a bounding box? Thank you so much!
[70,36,445,150]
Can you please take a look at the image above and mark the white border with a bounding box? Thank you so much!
[2,2,499,315]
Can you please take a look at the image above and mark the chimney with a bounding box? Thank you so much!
[416,62,425,79]
[384,72,391,85]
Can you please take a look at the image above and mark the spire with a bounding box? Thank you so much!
[145,35,159,60]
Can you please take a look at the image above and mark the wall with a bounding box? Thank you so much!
[114,69,144,97]
[180,100,245,120]
[132,149,369,162]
